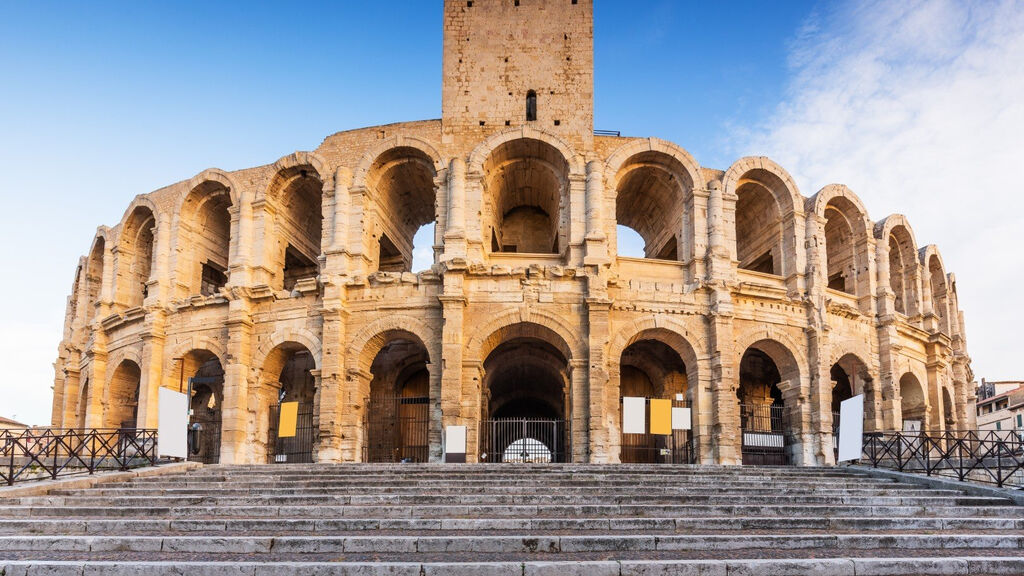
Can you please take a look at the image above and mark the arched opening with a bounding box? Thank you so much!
[367,147,438,272]
[179,350,224,464]
[105,359,141,429]
[829,354,874,459]
[735,175,782,275]
[899,373,926,431]
[614,151,691,261]
[823,200,856,294]
[942,386,956,430]
[928,255,948,333]
[119,207,156,308]
[483,138,567,255]
[888,226,917,316]
[85,239,105,325]
[269,166,323,291]
[481,325,570,462]
[737,340,801,465]
[526,90,537,122]
[619,339,688,463]
[181,182,232,296]
[364,334,431,462]
[261,343,317,463]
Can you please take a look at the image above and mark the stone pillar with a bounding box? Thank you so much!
[144,213,171,306]
[59,368,81,429]
[136,311,167,429]
[339,368,371,462]
[804,211,831,465]
[85,344,108,429]
[583,161,608,265]
[586,298,611,463]
[462,361,484,462]
[324,167,353,276]
[443,158,468,262]
[221,301,254,464]
[249,200,277,287]
[689,188,710,285]
[228,190,254,287]
[569,358,589,462]
[439,279,466,462]
[567,171,587,264]
[316,306,346,462]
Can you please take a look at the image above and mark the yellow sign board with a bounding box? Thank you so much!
[278,402,299,438]
[650,399,672,435]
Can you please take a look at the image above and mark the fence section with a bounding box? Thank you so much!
[1,428,158,485]
[480,418,568,463]
[740,403,788,465]
[862,429,1024,488]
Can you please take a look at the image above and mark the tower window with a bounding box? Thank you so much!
[526,90,537,121]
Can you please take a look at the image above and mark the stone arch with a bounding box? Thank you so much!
[605,139,702,261]
[180,168,242,208]
[467,126,584,176]
[608,317,705,374]
[104,353,143,429]
[117,200,160,308]
[168,335,229,368]
[921,245,950,334]
[810,184,872,298]
[357,142,442,272]
[265,152,328,291]
[176,174,236,297]
[735,335,806,465]
[898,371,927,429]
[941,384,957,430]
[875,215,921,317]
[465,309,584,364]
[347,315,437,376]
[83,230,110,326]
[253,328,323,376]
[178,347,226,464]
[733,327,808,384]
[723,157,804,279]
[352,136,445,187]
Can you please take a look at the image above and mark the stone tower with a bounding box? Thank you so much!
[441,0,594,149]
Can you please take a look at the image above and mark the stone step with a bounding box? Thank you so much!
[3,503,1022,519]
[1,515,1019,535]
[3,532,1024,555]
[12,493,999,508]
[3,556,1024,575]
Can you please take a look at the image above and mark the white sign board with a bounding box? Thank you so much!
[157,387,189,459]
[444,425,467,454]
[622,396,646,434]
[903,419,922,432]
[837,394,865,462]
[671,407,691,431]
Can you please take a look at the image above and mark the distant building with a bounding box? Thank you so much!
[976,379,1024,432]
[0,415,28,430]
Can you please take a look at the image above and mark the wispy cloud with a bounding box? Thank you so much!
[737,0,1024,381]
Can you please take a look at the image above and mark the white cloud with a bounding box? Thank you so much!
[738,0,1024,382]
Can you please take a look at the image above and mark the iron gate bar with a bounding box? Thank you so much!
[365,394,430,463]
[739,403,788,465]
[268,403,315,464]
[481,418,568,463]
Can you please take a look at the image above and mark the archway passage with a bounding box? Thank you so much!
[619,339,689,463]
[182,350,224,464]
[483,138,567,255]
[942,387,956,431]
[735,174,783,275]
[181,181,232,297]
[365,335,431,462]
[899,373,926,431]
[367,147,438,273]
[120,207,156,308]
[105,360,141,429]
[269,166,323,291]
[614,151,692,261]
[737,346,791,465]
[263,344,317,463]
[481,332,569,463]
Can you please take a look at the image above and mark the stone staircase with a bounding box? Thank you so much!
[2,463,1023,575]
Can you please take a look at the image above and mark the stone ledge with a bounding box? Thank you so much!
[848,464,1024,506]
[0,461,201,499]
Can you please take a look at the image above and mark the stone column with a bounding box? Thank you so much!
[689,188,710,285]
[586,298,611,463]
[569,358,589,462]
[462,362,484,462]
[316,306,347,462]
[249,199,277,287]
[583,161,608,265]
[221,300,254,464]
[804,211,831,465]
[339,368,371,462]
[85,343,108,429]
[228,190,254,287]
[443,158,468,262]
[136,311,167,429]
[439,280,466,462]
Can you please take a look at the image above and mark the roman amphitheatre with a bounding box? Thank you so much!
[50,0,974,468]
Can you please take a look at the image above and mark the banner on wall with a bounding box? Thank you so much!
[650,399,672,435]
[837,394,865,462]
[157,387,189,459]
[278,402,299,438]
[671,407,691,431]
[622,396,646,434]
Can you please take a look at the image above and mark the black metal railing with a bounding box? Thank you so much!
[862,429,1024,488]
[1,428,158,486]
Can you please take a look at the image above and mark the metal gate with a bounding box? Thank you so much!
[740,403,789,465]
[187,414,221,464]
[620,398,693,464]
[480,418,568,463]
[267,403,315,464]
[832,410,841,463]
[364,394,430,462]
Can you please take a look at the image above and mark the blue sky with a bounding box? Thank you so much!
[2,1,1020,425]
